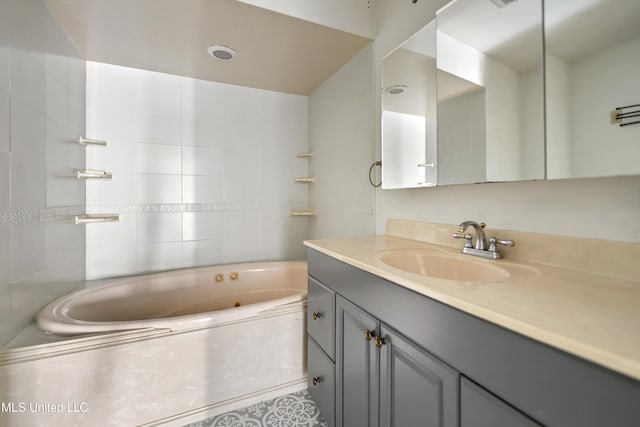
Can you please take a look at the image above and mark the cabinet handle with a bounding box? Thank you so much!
[375,336,386,348]
[312,376,322,386]
[365,329,375,341]
[312,311,322,320]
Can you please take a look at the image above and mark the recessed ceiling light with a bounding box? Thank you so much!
[207,45,237,61]
[386,85,408,95]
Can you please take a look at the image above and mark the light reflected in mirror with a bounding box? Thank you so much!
[545,0,640,179]
[382,21,437,189]
[436,0,545,185]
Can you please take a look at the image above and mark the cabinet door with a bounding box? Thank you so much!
[461,377,542,427]
[379,325,459,427]
[336,296,379,427]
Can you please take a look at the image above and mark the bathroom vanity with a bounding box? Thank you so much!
[304,221,640,427]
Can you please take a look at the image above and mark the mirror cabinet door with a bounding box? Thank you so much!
[436,0,545,185]
[380,0,639,189]
[382,21,437,189]
[545,0,640,179]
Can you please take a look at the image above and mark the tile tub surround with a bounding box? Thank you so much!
[304,219,640,381]
[184,390,327,427]
[0,305,306,427]
[85,62,310,280]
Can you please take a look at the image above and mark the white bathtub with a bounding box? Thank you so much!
[37,260,308,335]
[5,261,308,426]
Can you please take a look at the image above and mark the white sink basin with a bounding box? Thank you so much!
[379,249,510,282]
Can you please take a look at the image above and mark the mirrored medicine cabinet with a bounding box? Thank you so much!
[381,0,640,189]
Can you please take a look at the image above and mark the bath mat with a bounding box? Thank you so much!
[184,389,328,427]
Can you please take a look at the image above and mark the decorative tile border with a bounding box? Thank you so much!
[0,206,86,226]
[86,203,260,214]
[0,203,262,226]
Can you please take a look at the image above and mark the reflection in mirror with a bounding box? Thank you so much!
[382,21,437,189]
[436,0,545,185]
[545,0,640,179]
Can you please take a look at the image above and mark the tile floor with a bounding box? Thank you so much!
[184,389,328,427]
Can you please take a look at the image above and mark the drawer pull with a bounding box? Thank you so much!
[365,329,375,341]
[312,376,323,386]
[312,311,323,320]
[375,336,386,348]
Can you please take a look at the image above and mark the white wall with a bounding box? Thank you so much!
[86,63,309,279]
[0,0,86,345]
[374,0,640,243]
[569,37,640,178]
[308,44,375,239]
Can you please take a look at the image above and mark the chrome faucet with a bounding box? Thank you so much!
[453,220,514,259]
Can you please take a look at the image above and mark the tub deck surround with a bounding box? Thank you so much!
[37,261,307,335]
[303,219,640,381]
[0,308,307,427]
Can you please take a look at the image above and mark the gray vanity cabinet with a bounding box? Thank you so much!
[379,325,458,427]
[307,248,640,427]
[335,296,379,427]
[307,277,336,427]
[335,294,458,427]
[460,377,540,427]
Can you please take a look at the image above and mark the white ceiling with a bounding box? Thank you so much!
[42,0,372,95]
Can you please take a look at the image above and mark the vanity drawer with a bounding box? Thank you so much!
[308,336,335,427]
[308,277,335,360]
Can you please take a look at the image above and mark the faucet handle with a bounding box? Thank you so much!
[453,232,473,248]
[488,237,515,252]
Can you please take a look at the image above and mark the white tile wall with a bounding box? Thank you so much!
[0,5,10,95]
[10,98,49,211]
[45,72,69,125]
[11,47,45,113]
[46,117,84,169]
[135,112,182,145]
[136,143,182,175]
[44,12,71,91]
[136,213,183,243]
[222,210,262,262]
[137,174,182,204]
[46,163,84,207]
[86,244,137,280]
[136,242,183,273]
[183,212,223,241]
[182,239,223,268]
[9,223,45,282]
[0,0,86,344]
[182,146,223,175]
[87,63,309,279]
[85,213,136,247]
[0,89,9,152]
[9,0,47,66]
[182,175,223,204]
[0,153,9,210]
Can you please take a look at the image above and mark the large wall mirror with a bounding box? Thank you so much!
[545,0,640,179]
[381,0,639,188]
[381,0,545,188]
[436,0,545,185]
[381,22,437,189]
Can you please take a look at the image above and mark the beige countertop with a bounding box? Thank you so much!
[304,233,640,381]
